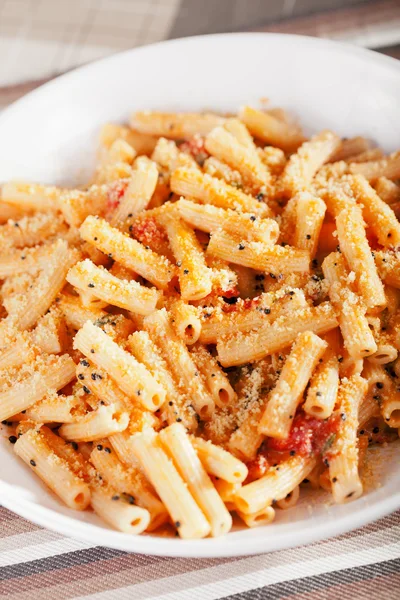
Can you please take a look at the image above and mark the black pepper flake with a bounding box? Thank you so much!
[21,410,26,414]
[289,450,296,456]
[105,447,111,454]
[312,259,318,267]
[238,243,245,250]
[323,458,329,467]
[223,296,238,305]
[83,386,91,394]
[168,401,173,406]
[183,269,189,274]
[8,436,17,444]
[129,225,133,232]
[250,215,256,222]
[128,213,133,218]
[336,245,341,253]
[264,308,271,314]
[388,233,392,238]
[316,391,322,397]
[90,349,95,353]
[211,373,216,377]
[256,193,264,201]
[311,275,320,281]
[338,356,343,363]
[78,374,85,380]
[94,237,98,241]
[71,441,78,451]
[376,382,384,389]
[80,359,89,367]
[373,395,381,401]
[137,390,142,396]
[30,459,36,467]
[341,413,346,421]
[112,495,120,501]
[360,429,365,435]
[269,273,276,279]
[88,283,95,288]
[21,255,26,260]
[373,426,380,434]
[176,417,182,422]
[289,414,293,419]
[127,495,135,505]
[306,234,311,239]
[175,521,181,528]
[255,274,265,281]
[346,491,354,498]
[332,477,338,483]
[108,253,113,258]
[97,444,103,451]
[14,222,19,227]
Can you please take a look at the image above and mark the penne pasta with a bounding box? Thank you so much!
[74,320,166,411]
[59,403,129,442]
[239,106,304,153]
[67,259,160,315]
[160,424,232,536]
[130,428,211,539]
[190,344,237,408]
[258,331,327,438]
[130,111,225,139]
[14,427,90,510]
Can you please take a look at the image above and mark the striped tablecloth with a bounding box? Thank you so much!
[1,1,400,598]
[1,506,399,599]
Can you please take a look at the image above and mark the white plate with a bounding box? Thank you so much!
[1,33,400,557]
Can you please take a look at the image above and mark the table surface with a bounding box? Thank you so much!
[1,1,400,598]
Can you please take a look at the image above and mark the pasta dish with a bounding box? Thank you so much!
[0,106,399,538]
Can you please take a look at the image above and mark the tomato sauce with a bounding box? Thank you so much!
[246,411,339,483]
[105,180,128,218]
[179,136,209,166]
[130,217,168,248]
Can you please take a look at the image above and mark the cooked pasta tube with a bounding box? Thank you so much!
[322,252,377,358]
[236,506,276,528]
[170,168,271,216]
[90,483,150,534]
[207,230,310,275]
[374,177,400,204]
[143,309,214,419]
[130,111,225,139]
[67,259,160,315]
[14,427,90,510]
[25,392,84,424]
[281,130,340,196]
[239,106,304,152]
[169,299,201,345]
[276,485,300,510]
[176,198,279,245]
[336,205,386,312]
[217,302,338,367]
[130,429,210,539]
[159,424,232,536]
[90,442,168,530]
[199,288,307,344]
[190,436,248,483]
[0,353,76,422]
[159,208,212,301]
[349,150,400,182]
[74,320,166,411]
[79,215,175,289]
[348,174,400,246]
[110,156,158,227]
[259,331,327,438]
[127,330,197,430]
[234,455,316,514]
[293,192,326,258]
[329,375,367,503]
[59,403,129,442]
[190,345,236,408]
[304,349,339,419]
[204,126,271,191]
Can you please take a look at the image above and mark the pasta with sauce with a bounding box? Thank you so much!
[0,106,399,539]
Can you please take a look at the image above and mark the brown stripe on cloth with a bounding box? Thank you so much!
[0,517,40,539]
[220,558,400,600]
[0,555,233,599]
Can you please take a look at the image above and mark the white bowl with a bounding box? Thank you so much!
[1,33,400,557]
